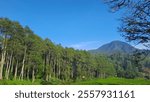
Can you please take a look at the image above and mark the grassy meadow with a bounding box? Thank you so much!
[0,78,150,85]
[72,78,150,85]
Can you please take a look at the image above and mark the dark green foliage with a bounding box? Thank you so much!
[0,18,117,84]
[109,51,150,79]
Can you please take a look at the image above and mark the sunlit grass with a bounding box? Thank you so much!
[72,77,150,85]
[0,78,63,85]
[0,77,150,85]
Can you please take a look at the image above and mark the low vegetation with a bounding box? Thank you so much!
[0,78,150,85]
[72,78,150,85]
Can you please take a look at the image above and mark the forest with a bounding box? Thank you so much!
[0,18,150,85]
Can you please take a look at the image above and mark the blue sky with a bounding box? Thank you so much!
[0,0,142,50]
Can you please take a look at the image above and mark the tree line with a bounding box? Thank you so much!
[109,51,150,79]
[0,18,116,83]
[0,18,149,84]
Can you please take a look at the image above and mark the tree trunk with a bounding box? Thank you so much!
[27,67,30,80]
[0,35,7,80]
[11,57,14,73]
[32,67,35,83]
[46,74,49,81]
[5,52,13,80]
[0,46,6,80]
[53,59,56,78]
[14,60,18,80]
[5,55,9,79]
[20,47,27,80]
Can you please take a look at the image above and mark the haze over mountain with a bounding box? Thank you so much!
[89,40,138,55]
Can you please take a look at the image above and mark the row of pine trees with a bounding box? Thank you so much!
[0,18,116,82]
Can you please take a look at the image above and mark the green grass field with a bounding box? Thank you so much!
[0,78,62,85]
[72,78,150,85]
[0,78,150,85]
[0,80,40,85]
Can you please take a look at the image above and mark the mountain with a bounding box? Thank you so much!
[89,40,138,55]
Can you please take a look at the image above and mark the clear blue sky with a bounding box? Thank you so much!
[0,0,130,50]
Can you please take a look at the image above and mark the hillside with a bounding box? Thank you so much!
[89,40,138,55]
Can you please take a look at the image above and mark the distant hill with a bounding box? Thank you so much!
[89,40,138,55]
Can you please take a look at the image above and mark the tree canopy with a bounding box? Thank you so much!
[0,18,116,82]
